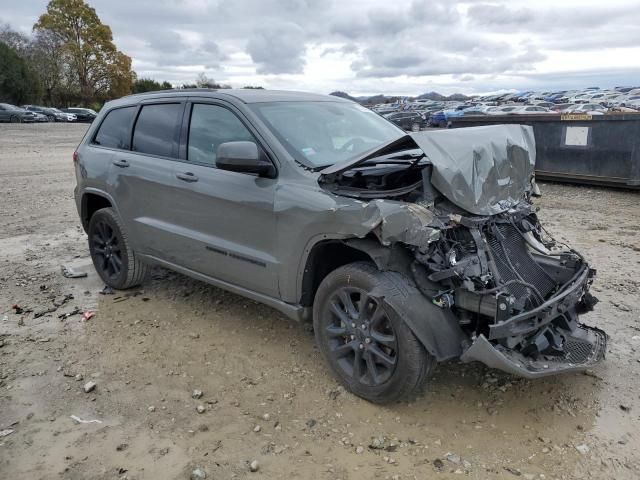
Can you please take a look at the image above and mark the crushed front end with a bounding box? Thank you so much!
[412,203,606,378]
[319,125,607,378]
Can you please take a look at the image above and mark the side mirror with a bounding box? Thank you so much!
[216,141,275,177]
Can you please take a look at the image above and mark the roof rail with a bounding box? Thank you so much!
[123,87,220,98]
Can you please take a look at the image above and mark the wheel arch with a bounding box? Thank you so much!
[80,190,115,232]
[302,237,467,361]
[299,238,374,309]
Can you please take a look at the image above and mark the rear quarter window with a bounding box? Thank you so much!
[93,106,136,150]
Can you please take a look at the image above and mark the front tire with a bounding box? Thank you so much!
[88,207,147,289]
[313,262,434,403]
[10,115,20,123]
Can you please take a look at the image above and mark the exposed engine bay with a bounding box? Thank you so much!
[318,125,607,378]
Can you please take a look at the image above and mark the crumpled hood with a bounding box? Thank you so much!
[410,125,536,215]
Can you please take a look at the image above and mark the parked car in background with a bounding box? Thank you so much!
[32,112,49,122]
[626,99,640,110]
[0,103,37,123]
[551,104,573,112]
[487,106,520,115]
[428,110,447,127]
[384,111,427,131]
[23,105,69,122]
[513,106,553,114]
[61,107,97,123]
[51,108,77,122]
[566,103,607,114]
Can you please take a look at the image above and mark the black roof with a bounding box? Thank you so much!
[114,88,351,105]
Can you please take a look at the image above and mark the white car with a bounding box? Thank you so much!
[566,103,607,115]
[567,93,591,104]
[513,106,553,114]
[486,105,520,115]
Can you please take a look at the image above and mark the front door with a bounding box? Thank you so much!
[166,101,279,297]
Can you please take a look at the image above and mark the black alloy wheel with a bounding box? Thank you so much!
[324,286,398,387]
[87,207,147,289]
[313,262,434,403]
[90,219,123,282]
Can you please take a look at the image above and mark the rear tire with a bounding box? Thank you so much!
[313,262,434,403]
[88,207,147,289]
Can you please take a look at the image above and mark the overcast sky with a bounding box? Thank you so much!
[2,0,639,96]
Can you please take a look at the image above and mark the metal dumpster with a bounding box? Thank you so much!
[447,113,640,188]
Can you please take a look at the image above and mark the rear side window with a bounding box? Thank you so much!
[132,103,182,157]
[94,107,135,149]
[188,104,255,166]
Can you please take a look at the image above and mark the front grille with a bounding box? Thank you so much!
[547,326,607,365]
[486,224,556,305]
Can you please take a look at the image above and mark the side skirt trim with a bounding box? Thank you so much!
[139,254,310,322]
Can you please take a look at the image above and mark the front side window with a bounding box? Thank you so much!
[132,103,182,157]
[93,106,136,150]
[250,101,404,168]
[188,104,255,166]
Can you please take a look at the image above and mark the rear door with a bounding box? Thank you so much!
[166,99,280,297]
[103,100,186,260]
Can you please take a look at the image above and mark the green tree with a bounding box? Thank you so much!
[195,72,221,89]
[28,30,65,105]
[0,24,31,55]
[34,0,134,102]
[0,42,41,104]
[133,78,173,94]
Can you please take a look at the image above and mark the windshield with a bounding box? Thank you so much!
[250,101,404,168]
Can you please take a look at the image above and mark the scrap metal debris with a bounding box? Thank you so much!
[58,308,81,320]
[34,306,58,318]
[11,304,31,315]
[70,415,102,424]
[61,265,88,278]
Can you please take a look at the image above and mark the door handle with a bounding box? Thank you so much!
[112,159,129,168]
[176,172,198,183]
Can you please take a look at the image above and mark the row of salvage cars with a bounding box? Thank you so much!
[0,103,97,123]
[376,85,640,131]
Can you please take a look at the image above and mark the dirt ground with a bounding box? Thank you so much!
[1,123,638,480]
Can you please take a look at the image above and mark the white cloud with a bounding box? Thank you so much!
[0,0,638,95]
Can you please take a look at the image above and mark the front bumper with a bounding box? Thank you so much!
[461,324,607,378]
[488,265,593,340]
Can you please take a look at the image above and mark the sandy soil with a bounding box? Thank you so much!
[1,123,639,480]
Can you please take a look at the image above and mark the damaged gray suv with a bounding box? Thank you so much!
[74,89,606,403]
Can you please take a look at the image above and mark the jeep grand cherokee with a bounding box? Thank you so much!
[74,89,606,403]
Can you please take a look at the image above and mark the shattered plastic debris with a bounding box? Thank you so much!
[81,311,95,321]
[61,265,88,278]
[58,308,81,320]
[99,285,114,295]
[0,429,14,437]
[34,306,58,318]
[70,415,102,424]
